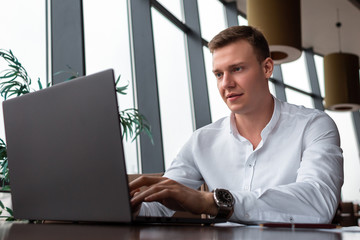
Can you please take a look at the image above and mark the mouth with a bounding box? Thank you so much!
[226,93,244,101]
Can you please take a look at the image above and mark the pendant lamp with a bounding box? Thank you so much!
[324,53,360,111]
[247,0,302,64]
[324,17,360,111]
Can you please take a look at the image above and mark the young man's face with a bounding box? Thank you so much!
[212,39,273,116]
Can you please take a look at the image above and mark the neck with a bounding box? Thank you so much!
[234,95,274,148]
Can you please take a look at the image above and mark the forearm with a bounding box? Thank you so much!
[137,191,218,218]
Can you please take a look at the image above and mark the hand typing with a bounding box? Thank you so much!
[129,176,218,217]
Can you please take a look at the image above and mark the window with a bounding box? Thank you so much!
[157,0,183,21]
[268,81,276,96]
[0,0,47,141]
[281,52,314,108]
[238,14,248,26]
[282,52,311,93]
[151,8,194,169]
[285,88,314,108]
[314,54,325,97]
[197,0,227,42]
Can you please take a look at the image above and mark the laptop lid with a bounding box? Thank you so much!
[2,69,132,223]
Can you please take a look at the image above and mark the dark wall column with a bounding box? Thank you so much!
[51,0,85,84]
[304,48,324,111]
[224,1,239,27]
[128,0,164,173]
[272,65,287,102]
[183,0,212,129]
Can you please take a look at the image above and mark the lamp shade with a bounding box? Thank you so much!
[247,0,302,64]
[324,53,360,111]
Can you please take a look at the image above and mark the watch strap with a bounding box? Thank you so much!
[211,188,234,219]
[216,206,234,219]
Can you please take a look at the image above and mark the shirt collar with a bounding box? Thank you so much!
[230,113,247,141]
[229,95,281,142]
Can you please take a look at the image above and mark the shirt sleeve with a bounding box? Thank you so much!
[138,202,175,217]
[229,113,344,224]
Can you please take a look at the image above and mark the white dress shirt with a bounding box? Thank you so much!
[139,97,344,223]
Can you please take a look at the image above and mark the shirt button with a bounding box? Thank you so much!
[245,213,250,219]
[248,164,252,167]
[244,186,249,190]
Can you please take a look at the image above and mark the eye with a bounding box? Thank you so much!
[233,66,242,72]
[214,72,223,79]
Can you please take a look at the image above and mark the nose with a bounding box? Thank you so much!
[221,72,235,89]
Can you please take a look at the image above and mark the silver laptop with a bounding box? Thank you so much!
[2,69,225,225]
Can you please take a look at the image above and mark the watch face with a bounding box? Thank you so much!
[216,189,234,207]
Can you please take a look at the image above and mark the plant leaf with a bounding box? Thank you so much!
[37,79,43,90]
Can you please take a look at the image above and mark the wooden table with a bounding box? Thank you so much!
[0,222,358,240]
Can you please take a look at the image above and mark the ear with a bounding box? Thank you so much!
[263,57,274,79]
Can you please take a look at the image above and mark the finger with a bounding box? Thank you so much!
[130,180,180,208]
[142,181,186,203]
[131,196,142,216]
[144,188,174,202]
[130,185,160,207]
[129,176,168,191]
[130,188,140,197]
[142,188,188,212]
[130,182,171,207]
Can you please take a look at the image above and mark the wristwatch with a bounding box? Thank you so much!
[212,188,235,219]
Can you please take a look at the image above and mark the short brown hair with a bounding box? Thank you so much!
[208,26,270,63]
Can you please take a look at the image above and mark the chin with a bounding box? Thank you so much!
[227,104,245,112]
[229,106,250,115]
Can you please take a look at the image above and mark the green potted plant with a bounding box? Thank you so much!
[0,49,152,220]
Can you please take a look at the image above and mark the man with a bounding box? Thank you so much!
[130,26,343,223]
